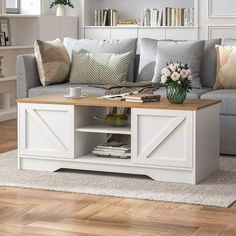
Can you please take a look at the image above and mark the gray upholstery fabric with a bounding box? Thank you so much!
[16,55,41,98]
[201,90,236,115]
[138,38,221,88]
[153,40,205,89]
[223,38,236,46]
[154,87,212,99]
[63,37,137,82]
[137,38,159,82]
[200,39,222,88]
[28,83,107,97]
[220,115,236,155]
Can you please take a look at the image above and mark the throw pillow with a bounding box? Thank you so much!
[152,40,205,88]
[214,45,236,90]
[63,37,137,82]
[34,39,70,86]
[69,51,133,85]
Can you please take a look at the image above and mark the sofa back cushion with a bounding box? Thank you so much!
[224,38,236,46]
[152,40,204,89]
[63,37,137,82]
[200,38,222,88]
[138,38,222,88]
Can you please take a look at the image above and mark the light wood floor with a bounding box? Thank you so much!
[0,119,235,236]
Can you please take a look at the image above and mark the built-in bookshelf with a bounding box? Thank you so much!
[0,0,78,121]
[79,0,199,41]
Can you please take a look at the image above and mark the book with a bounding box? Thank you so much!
[157,8,163,26]
[118,19,137,24]
[125,94,160,100]
[171,8,176,26]
[125,98,160,103]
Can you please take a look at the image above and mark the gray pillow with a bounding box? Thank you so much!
[152,40,205,88]
[64,37,137,82]
[69,51,133,85]
[223,38,236,46]
[137,38,163,82]
[200,39,222,88]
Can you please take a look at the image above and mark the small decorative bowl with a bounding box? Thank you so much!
[93,114,130,127]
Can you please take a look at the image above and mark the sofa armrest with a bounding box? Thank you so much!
[16,54,41,98]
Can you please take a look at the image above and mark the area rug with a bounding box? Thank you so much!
[0,150,235,208]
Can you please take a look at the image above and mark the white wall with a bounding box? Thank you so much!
[199,0,236,40]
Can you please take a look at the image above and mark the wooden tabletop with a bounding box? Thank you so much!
[17,94,221,111]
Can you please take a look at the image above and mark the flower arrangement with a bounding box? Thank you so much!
[161,62,192,91]
[161,62,192,104]
[50,0,74,8]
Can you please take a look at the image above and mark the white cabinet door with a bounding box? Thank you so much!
[18,103,74,159]
[110,28,138,39]
[166,28,198,40]
[131,108,193,168]
[138,28,166,40]
[84,28,110,40]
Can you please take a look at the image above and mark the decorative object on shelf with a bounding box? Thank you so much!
[49,0,74,16]
[161,62,192,104]
[93,114,130,127]
[0,56,4,78]
[5,0,20,14]
[0,18,11,46]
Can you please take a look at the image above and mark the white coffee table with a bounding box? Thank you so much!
[17,94,221,184]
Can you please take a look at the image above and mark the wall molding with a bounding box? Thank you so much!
[208,0,236,18]
[208,25,236,39]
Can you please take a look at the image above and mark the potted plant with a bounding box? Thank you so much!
[161,62,192,104]
[50,0,74,16]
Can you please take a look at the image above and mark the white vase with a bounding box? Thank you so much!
[56,5,65,16]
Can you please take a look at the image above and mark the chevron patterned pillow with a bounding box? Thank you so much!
[69,51,133,85]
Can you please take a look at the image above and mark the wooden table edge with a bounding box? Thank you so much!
[16,94,221,111]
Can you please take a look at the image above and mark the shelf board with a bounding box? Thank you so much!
[82,26,199,29]
[0,106,17,122]
[0,45,33,50]
[0,75,16,82]
[0,14,40,18]
[76,124,131,135]
[77,154,131,166]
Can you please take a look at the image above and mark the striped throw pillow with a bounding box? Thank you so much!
[69,51,133,85]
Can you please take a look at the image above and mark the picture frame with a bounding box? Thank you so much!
[0,19,11,46]
[5,0,20,14]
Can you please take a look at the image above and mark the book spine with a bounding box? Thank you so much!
[162,7,166,26]
[171,8,176,27]
[157,8,162,26]
[190,8,194,26]
[181,8,185,26]
[95,9,98,26]
[113,10,118,26]
[102,10,107,26]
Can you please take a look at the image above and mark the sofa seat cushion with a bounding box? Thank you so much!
[201,90,236,115]
[154,87,212,99]
[28,83,107,97]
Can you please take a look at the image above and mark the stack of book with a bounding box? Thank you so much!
[117,19,137,27]
[142,8,161,27]
[92,142,131,159]
[125,94,161,103]
[95,9,118,26]
[163,7,194,26]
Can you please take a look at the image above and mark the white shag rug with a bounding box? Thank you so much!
[0,150,235,208]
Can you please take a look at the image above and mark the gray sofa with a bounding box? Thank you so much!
[16,38,236,155]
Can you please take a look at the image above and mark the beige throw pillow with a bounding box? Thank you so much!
[34,39,70,86]
[69,51,133,85]
[215,45,236,90]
